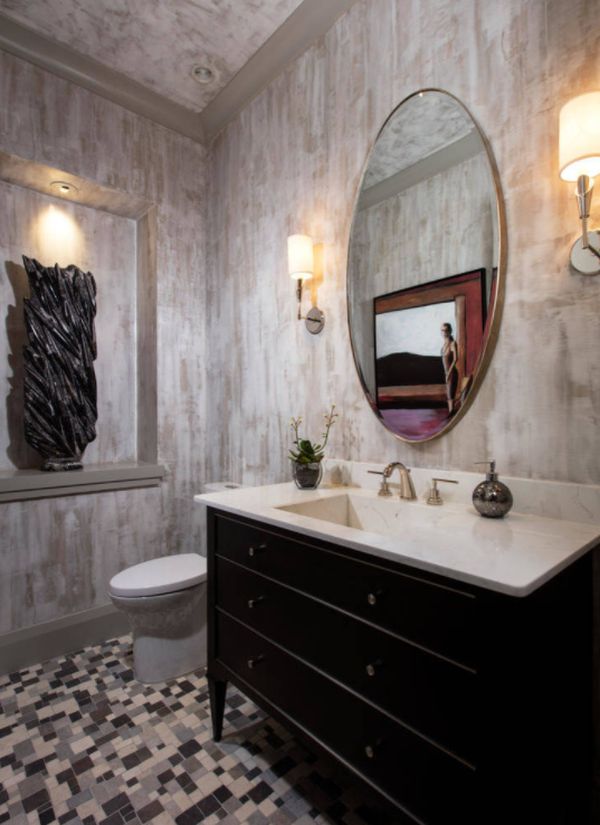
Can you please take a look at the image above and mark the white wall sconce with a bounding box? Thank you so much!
[559,91,600,274]
[287,233,325,334]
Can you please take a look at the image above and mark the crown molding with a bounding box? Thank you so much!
[0,0,358,147]
[0,12,204,143]
[199,0,359,142]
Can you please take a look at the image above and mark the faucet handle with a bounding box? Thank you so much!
[427,477,459,505]
[367,469,392,497]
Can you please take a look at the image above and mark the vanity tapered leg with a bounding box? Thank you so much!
[207,676,227,741]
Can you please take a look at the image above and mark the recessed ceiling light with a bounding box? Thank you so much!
[50,180,78,195]
[191,64,215,85]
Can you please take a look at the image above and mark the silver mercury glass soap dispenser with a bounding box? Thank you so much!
[472,460,513,518]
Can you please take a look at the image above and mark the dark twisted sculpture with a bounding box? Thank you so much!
[22,256,97,471]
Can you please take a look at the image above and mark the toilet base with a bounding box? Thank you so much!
[111,583,207,683]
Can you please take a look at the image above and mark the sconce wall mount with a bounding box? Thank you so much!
[559,91,600,275]
[287,234,325,334]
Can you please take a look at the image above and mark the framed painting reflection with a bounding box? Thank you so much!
[374,269,490,440]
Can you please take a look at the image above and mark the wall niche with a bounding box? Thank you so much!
[0,150,164,501]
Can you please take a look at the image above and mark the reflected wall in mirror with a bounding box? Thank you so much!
[347,90,505,442]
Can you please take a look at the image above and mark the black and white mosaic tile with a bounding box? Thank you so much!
[0,637,395,825]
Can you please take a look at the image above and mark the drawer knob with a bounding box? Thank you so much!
[364,738,383,759]
[248,543,267,558]
[366,659,382,677]
[247,596,265,609]
[247,655,264,669]
[367,590,382,606]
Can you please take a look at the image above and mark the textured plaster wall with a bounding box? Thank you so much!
[0,51,206,634]
[206,0,600,488]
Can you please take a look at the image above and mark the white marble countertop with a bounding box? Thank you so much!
[195,480,600,597]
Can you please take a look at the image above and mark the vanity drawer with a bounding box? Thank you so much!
[215,611,476,825]
[216,556,477,763]
[213,512,479,667]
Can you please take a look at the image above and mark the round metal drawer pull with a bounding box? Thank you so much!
[367,591,382,606]
[365,744,375,759]
[366,659,382,677]
[248,596,265,608]
[247,655,264,669]
[248,543,267,557]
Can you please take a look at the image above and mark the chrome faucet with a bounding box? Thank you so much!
[368,462,417,500]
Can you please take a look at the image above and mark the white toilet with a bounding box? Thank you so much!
[109,553,207,684]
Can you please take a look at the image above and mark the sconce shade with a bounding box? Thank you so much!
[559,92,600,181]
[287,234,314,280]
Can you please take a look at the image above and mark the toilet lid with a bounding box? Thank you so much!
[109,553,207,598]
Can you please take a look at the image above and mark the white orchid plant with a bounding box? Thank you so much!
[289,404,338,465]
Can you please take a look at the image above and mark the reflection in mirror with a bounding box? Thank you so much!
[348,90,503,442]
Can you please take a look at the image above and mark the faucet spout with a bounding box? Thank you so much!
[384,462,417,501]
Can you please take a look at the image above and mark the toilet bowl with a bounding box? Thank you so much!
[109,553,207,684]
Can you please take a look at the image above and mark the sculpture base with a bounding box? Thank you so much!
[41,458,83,472]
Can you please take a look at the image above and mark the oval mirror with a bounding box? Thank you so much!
[347,89,505,442]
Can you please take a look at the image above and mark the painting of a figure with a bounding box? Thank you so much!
[374,269,488,440]
[441,321,458,414]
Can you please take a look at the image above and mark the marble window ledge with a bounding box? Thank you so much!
[0,461,166,503]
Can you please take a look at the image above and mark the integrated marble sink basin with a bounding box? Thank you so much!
[275,488,522,545]
[276,492,417,536]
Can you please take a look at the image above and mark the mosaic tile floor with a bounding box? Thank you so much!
[0,637,397,825]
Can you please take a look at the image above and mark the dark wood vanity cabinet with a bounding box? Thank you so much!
[206,508,593,825]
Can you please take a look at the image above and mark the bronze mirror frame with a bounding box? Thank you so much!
[346,88,507,444]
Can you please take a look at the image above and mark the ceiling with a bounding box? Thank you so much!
[364,93,474,189]
[0,0,357,142]
[0,0,303,112]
